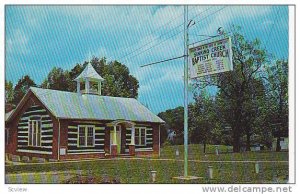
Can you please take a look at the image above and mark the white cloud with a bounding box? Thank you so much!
[262,20,274,26]
[151,6,183,31]
[56,6,153,33]
[86,47,108,60]
[189,6,273,38]
[5,5,287,113]
[139,84,151,94]
[24,7,47,27]
[6,29,29,55]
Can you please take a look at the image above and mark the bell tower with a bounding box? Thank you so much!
[74,62,104,95]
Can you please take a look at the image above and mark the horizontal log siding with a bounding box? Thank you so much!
[67,122,105,154]
[17,105,53,154]
[125,127,153,151]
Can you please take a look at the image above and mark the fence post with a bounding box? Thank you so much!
[215,145,219,155]
[150,170,157,183]
[208,166,213,179]
[255,162,260,174]
[175,148,179,159]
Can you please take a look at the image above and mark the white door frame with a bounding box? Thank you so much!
[110,125,121,154]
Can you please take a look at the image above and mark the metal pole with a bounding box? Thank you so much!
[183,5,189,177]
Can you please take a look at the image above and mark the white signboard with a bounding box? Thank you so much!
[189,37,233,78]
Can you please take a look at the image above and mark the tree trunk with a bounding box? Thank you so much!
[203,140,206,154]
[276,137,281,152]
[232,121,241,153]
[233,131,240,153]
[246,131,251,151]
[232,94,244,153]
[233,141,240,152]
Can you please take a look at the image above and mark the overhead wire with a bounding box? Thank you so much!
[116,6,196,62]
[119,6,215,63]
[137,6,227,67]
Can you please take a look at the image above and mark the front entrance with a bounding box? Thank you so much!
[107,120,136,156]
[110,125,121,154]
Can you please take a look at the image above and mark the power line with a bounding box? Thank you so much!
[135,6,227,68]
[116,6,206,62]
[190,6,214,20]
[128,28,184,61]
[140,55,185,67]
[117,7,194,62]
[150,6,198,35]
[118,23,183,63]
[193,6,226,27]
[134,7,225,62]
[119,6,214,63]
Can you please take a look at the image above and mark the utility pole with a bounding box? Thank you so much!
[140,5,229,181]
[141,5,201,181]
[183,5,189,177]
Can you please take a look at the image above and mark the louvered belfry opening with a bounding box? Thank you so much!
[74,62,104,95]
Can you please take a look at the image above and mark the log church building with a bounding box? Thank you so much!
[5,62,164,161]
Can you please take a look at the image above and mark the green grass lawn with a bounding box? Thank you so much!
[5,144,289,184]
[160,144,288,161]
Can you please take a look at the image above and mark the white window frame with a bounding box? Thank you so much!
[135,127,147,146]
[77,125,95,147]
[28,117,42,147]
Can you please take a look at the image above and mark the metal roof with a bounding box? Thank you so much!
[74,63,104,82]
[30,87,164,123]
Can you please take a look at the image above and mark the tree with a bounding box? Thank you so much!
[66,57,139,98]
[41,67,72,91]
[13,75,36,105]
[237,78,266,151]
[158,106,184,144]
[264,60,288,151]
[5,80,14,104]
[190,92,221,153]
[158,124,168,145]
[194,26,270,152]
[101,60,139,98]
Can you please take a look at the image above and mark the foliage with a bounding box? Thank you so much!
[158,26,288,152]
[5,80,14,104]
[41,67,72,91]
[192,26,280,152]
[18,56,139,100]
[158,106,184,144]
[189,91,223,152]
[9,56,139,108]
[12,75,36,105]
[265,60,288,136]
[100,60,139,98]
[260,59,289,151]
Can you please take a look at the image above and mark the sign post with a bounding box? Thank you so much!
[174,6,233,182]
[183,5,189,178]
[174,5,198,181]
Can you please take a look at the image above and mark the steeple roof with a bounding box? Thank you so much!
[74,63,104,82]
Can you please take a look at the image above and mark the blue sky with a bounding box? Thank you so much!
[5,5,289,114]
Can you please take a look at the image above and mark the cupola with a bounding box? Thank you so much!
[74,62,104,95]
